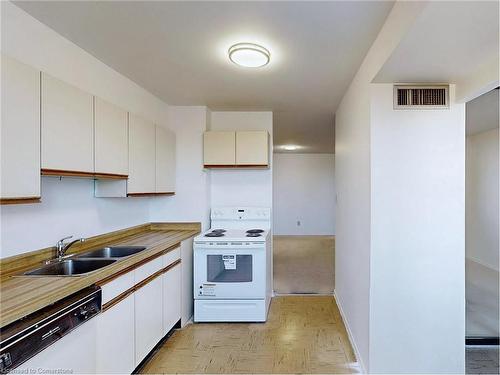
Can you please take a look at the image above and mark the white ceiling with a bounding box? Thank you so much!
[14,1,394,153]
[374,1,499,86]
[466,88,499,136]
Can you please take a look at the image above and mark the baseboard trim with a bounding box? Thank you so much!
[466,337,500,346]
[333,290,367,374]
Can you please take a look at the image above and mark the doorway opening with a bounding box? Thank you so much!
[465,87,499,374]
[272,153,336,294]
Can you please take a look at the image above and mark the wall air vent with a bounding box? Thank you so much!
[394,85,449,109]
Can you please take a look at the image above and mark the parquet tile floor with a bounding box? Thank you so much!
[141,296,360,374]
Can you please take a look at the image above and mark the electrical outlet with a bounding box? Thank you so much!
[297,220,301,226]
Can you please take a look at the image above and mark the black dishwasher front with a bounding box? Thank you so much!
[0,285,101,373]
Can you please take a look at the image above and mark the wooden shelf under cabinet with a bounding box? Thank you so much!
[0,197,41,205]
[41,169,128,180]
[127,192,175,197]
[203,164,269,169]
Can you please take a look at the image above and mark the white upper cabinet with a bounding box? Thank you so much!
[203,131,236,166]
[203,130,269,168]
[94,97,128,176]
[41,73,93,172]
[128,114,156,194]
[1,55,41,201]
[155,125,175,193]
[236,131,269,166]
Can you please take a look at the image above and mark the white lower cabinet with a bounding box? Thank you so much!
[16,246,188,374]
[163,263,181,335]
[134,275,163,366]
[181,238,194,326]
[96,294,135,374]
[18,318,97,374]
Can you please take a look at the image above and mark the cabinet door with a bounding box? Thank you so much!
[135,276,163,365]
[1,55,40,200]
[41,73,93,172]
[181,238,194,326]
[236,131,269,166]
[18,318,97,374]
[203,131,236,166]
[96,294,135,374]
[128,114,155,194]
[163,263,181,335]
[94,97,128,176]
[155,125,175,193]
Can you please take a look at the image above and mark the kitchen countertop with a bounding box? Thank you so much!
[0,223,200,328]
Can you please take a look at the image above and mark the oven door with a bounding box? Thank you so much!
[194,244,266,299]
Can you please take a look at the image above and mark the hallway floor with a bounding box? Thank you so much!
[141,296,360,374]
[273,236,335,294]
[466,346,500,374]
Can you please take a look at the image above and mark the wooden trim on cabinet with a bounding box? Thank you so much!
[41,168,128,180]
[102,286,136,312]
[236,164,269,168]
[0,197,41,205]
[163,259,181,273]
[93,172,129,180]
[127,192,175,197]
[134,268,164,292]
[101,259,181,312]
[203,164,268,169]
[134,259,182,292]
[96,244,180,286]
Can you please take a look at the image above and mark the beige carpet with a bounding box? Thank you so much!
[273,235,335,294]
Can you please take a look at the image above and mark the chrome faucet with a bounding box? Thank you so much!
[55,236,85,261]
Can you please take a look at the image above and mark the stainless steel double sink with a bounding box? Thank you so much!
[23,246,147,277]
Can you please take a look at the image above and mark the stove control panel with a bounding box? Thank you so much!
[194,241,265,249]
[211,207,270,221]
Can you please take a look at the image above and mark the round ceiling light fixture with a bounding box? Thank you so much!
[228,43,270,68]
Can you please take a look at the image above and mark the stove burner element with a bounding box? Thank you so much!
[246,229,264,234]
[246,233,262,237]
[211,229,226,233]
[205,232,224,237]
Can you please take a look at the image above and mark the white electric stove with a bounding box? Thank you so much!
[193,207,272,322]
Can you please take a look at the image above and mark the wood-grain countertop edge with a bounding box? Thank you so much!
[0,223,200,328]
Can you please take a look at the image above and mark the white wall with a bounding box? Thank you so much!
[149,106,211,230]
[1,178,151,258]
[466,128,499,269]
[209,112,273,209]
[334,3,427,371]
[273,153,335,235]
[369,84,465,373]
[0,2,169,257]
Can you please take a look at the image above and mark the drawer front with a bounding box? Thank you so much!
[163,247,181,267]
[134,256,163,284]
[101,271,134,305]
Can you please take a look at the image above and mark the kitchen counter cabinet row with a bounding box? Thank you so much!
[18,240,191,374]
[1,55,175,203]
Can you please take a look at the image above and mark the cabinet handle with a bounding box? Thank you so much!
[41,326,60,340]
